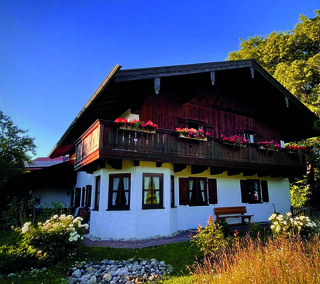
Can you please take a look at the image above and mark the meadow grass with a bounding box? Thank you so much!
[1,219,320,283]
[166,234,320,283]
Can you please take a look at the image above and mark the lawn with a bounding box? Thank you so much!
[0,231,201,283]
[1,214,320,283]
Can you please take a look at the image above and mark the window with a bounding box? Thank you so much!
[142,173,163,209]
[240,180,269,204]
[109,174,131,210]
[243,131,255,143]
[179,178,217,206]
[93,176,101,210]
[171,175,175,208]
[74,187,81,207]
[85,185,92,208]
[81,187,85,207]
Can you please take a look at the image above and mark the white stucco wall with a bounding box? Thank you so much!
[75,171,93,189]
[32,188,72,208]
[88,160,291,240]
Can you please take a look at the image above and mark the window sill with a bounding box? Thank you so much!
[142,206,165,210]
[106,208,130,211]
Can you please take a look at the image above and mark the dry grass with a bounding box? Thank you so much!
[187,234,320,283]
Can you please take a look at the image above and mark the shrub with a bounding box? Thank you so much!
[0,214,88,274]
[269,212,316,237]
[190,216,226,256]
[20,214,88,265]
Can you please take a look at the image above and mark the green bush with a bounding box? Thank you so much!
[0,245,37,275]
[0,214,88,274]
[190,216,226,256]
[269,212,317,237]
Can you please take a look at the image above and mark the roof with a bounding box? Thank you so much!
[26,157,69,171]
[49,59,318,158]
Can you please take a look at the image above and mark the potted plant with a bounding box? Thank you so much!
[258,140,282,151]
[115,118,158,133]
[285,144,306,154]
[220,134,250,147]
[176,128,208,141]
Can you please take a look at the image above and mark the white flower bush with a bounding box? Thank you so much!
[269,212,316,237]
[19,214,88,265]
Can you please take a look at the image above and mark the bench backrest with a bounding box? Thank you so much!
[214,206,247,216]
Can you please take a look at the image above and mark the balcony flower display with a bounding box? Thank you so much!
[285,144,306,153]
[221,134,250,147]
[258,140,282,151]
[176,128,208,141]
[115,118,158,133]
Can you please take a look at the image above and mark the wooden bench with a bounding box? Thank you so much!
[214,206,253,224]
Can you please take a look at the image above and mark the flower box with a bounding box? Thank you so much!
[258,146,279,152]
[285,145,306,154]
[257,140,282,152]
[222,142,248,148]
[119,125,156,134]
[221,134,249,147]
[115,118,158,134]
[178,133,207,141]
[176,128,208,141]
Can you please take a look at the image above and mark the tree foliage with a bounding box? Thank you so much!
[228,10,320,115]
[0,111,36,190]
[228,10,320,208]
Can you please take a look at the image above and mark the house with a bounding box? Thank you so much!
[4,157,76,209]
[49,59,317,240]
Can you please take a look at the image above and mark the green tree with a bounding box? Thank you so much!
[228,10,320,208]
[228,10,320,115]
[0,111,36,190]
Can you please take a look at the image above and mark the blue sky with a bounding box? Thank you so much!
[0,0,319,158]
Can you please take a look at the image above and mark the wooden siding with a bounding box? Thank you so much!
[75,120,305,177]
[137,84,280,142]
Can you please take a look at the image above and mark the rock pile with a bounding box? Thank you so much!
[67,258,173,284]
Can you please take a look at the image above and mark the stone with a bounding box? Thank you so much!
[67,258,173,283]
[72,269,81,278]
[117,267,129,276]
[80,274,91,282]
[87,275,97,284]
[67,278,78,284]
[102,273,112,282]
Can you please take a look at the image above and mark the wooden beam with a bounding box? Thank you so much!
[243,170,257,177]
[107,159,122,170]
[133,160,140,167]
[227,169,242,176]
[210,167,227,175]
[156,162,163,168]
[174,164,187,172]
[191,165,208,174]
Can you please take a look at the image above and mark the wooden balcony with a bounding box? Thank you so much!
[75,120,306,177]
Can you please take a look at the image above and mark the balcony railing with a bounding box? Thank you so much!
[74,120,305,176]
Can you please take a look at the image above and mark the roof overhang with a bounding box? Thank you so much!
[49,59,318,158]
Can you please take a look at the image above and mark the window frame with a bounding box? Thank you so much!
[74,187,81,207]
[93,175,101,211]
[108,173,131,210]
[241,179,269,204]
[85,185,92,208]
[188,177,208,206]
[171,175,175,208]
[142,173,164,209]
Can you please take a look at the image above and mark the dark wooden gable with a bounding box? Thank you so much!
[50,60,318,159]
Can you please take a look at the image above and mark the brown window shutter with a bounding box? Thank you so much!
[208,179,218,204]
[240,180,249,203]
[261,180,269,202]
[179,178,189,205]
